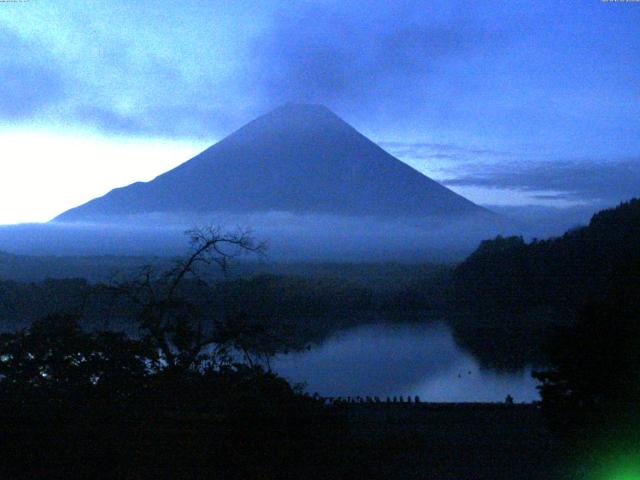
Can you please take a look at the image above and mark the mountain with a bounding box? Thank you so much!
[54,104,488,222]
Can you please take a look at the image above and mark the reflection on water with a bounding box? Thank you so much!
[272,322,538,403]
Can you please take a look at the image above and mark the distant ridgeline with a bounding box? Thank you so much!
[448,198,640,370]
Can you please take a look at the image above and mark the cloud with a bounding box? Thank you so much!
[442,159,640,204]
[0,28,65,120]
[71,104,239,140]
[379,141,515,162]
[0,0,638,167]
[247,2,511,113]
[0,1,512,138]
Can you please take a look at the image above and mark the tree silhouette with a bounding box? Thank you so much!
[113,226,266,373]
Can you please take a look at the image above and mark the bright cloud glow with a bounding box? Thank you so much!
[0,129,206,224]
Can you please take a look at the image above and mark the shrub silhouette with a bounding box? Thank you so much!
[0,313,153,404]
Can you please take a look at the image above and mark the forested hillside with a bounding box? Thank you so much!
[449,199,640,369]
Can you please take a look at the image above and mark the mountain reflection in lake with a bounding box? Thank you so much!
[272,322,538,403]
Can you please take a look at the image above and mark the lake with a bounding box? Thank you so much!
[271,322,539,403]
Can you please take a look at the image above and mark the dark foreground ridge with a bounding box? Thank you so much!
[1,396,560,480]
[54,103,488,222]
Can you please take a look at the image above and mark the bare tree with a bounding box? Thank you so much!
[115,227,266,372]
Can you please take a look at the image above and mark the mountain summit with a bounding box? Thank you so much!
[54,104,487,222]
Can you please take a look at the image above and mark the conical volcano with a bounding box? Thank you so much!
[54,104,487,222]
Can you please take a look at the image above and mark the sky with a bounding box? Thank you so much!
[0,0,639,224]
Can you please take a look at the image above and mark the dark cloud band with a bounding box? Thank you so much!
[442,159,640,204]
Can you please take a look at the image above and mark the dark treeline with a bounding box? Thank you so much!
[444,199,640,472]
[0,267,451,351]
[527,250,640,475]
[447,198,640,369]
[0,251,160,283]
[0,250,452,286]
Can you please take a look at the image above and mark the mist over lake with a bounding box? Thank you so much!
[272,321,538,403]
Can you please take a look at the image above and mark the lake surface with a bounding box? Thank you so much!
[272,322,538,403]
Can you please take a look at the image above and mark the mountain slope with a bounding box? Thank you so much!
[54,104,487,222]
[452,198,640,314]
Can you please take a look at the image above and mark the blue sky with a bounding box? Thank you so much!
[1,0,639,224]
